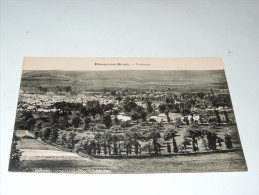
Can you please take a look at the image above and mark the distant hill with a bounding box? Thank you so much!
[21,70,228,93]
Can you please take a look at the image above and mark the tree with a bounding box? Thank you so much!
[84,117,91,130]
[174,117,182,128]
[223,111,230,125]
[60,133,67,145]
[102,132,113,155]
[196,92,205,99]
[67,132,76,149]
[180,136,191,153]
[123,104,131,112]
[181,109,191,116]
[214,110,221,125]
[103,114,112,129]
[217,136,224,150]
[111,91,116,96]
[26,118,36,131]
[43,127,51,140]
[166,142,171,153]
[50,112,59,127]
[49,126,59,143]
[184,125,202,152]
[123,101,137,112]
[85,100,103,118]
[9,132,22,171]
[113,110,120,125]
[33,119,43,131]
[205,130,218,150]
[128,102,138,110]
[94,133,102,155]
[124,139,132,156]
[111,134,120,155]
[165,110,170,123]
[134,106,144,113]
[22,111,33,120]
[164,127,178,153]
[143,128,161,156]
[124,126,143,155]
[82,138,96,155]
[146,101,153,113]
[58,116,68,129]
[140,111,147,122]
[104,103,114,112]
[115,96,122,102]
[130,112,139,122]
[72,116,82,128]
[113,109,120,116]
[224,134,233,149]
[158,104,167,113]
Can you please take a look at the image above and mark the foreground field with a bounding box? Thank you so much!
[15,130,247,173]
[16,130,111,173]
[95,151,247,173]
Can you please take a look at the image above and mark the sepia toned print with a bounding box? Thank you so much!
[9,57,247,173]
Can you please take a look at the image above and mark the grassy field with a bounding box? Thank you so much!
[16,130,59,151]
[15,130,111,173]
[22,159,111,173]
[96,151,247,173]
[20,151,247,174]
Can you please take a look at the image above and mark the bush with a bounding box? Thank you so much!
[91,124,107,131]
[91,118,102,124]
[121,121,131,128]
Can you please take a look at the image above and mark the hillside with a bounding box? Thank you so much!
[20,70,228,92]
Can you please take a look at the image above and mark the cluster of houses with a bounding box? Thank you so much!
[17,90,232,126]
[17,91,121,112]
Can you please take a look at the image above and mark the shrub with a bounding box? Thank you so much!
[121,121,131,128]
[92,124,107,131]
[91,118,102,124]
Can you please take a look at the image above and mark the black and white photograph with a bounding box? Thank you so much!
[9,57,247,173]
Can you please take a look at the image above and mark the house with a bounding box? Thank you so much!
[168,113,182,122]
[149,113,168,123]
[117,114,131,122]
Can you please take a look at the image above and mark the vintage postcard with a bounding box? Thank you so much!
[9,57,247,173]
